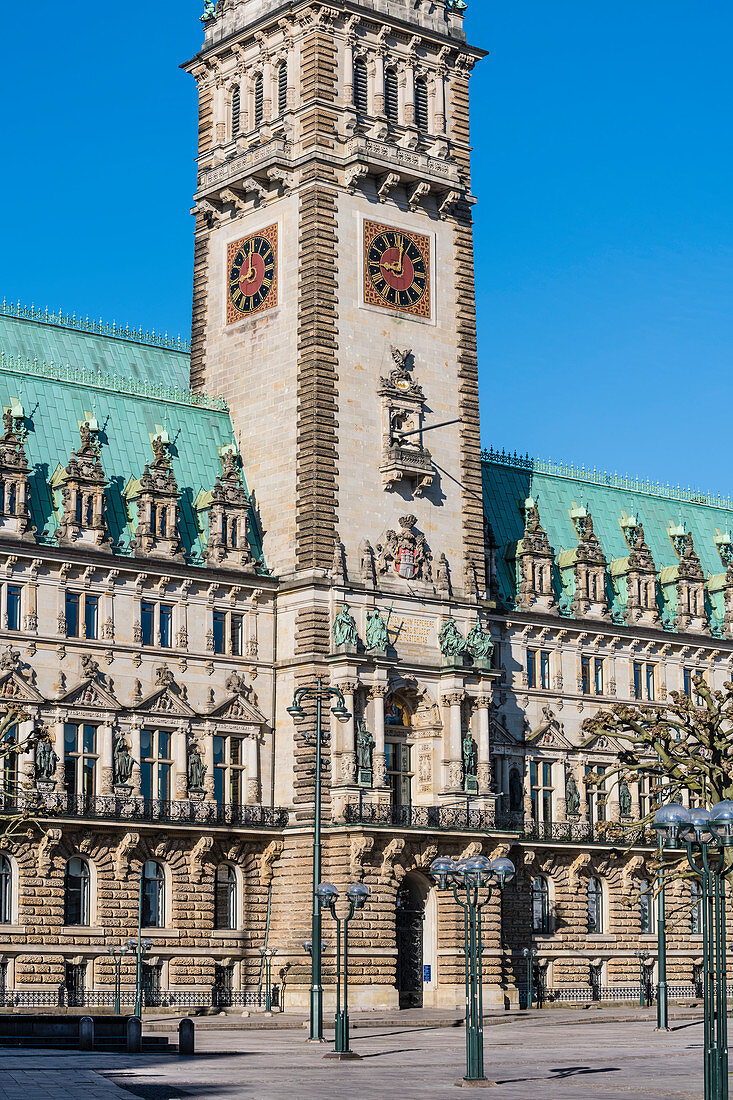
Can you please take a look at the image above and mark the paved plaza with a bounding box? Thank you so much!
[0,1013,714,1100]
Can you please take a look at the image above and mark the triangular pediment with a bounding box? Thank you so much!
[60,677,120,710]
[583,731,624,755]
[488,717,519,746]
[526,708,573,749]
[208,693,266,724]
[137,687,196,718]
[0,670,45,704]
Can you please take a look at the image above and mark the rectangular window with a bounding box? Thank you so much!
[530,762,539,824]
[159,604,173,649]
[213,611,226,655]
[683,668,693,698]
[141,602,154,647]
[213,735,246,807]
[84,595,98,640]
[64,723,97,801]
[1,726,17,801]
[633,662,643,700]
[65,592,80,638]
[141,729,173,803]
[581,656,591,695]
[385,742,411,809]
[231,614,243,657]
[527,649,536,689]
[6,586,20,632]
[540,651,550,690]
[645,663,656,701]
[594,658,604,696]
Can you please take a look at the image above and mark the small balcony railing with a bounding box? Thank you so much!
[3,791,289,829]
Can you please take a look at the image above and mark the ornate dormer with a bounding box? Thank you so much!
[615,515,659,626]
[53,421,111,552]
[665,528,707,633]
[568,506,607,619]
[379,347,434,496]
[126,435,184,561]
[202,449,255,571]
[0,407,34,542]
[711,531,733,638]
[513,497,556,613]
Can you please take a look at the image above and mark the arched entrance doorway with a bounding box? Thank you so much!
[396,872,435,1008]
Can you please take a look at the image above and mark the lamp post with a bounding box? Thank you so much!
[634,949,651,1008]
[287,678,351,1043]
[126,936,152,1018]
[107,946,129,1015]
[315,881,370,1061]
[431,855,516,1088]
[259,947,277,1013]
[653,800,733,1100]
[656,865,669,1031]
[522,947,538,1010]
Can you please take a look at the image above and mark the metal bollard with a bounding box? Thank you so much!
[79,1016,94,1051]
[126,1015,142,1054]
[178,1017,195,1056]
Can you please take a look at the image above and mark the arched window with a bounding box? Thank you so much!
[141,861,165,929]
[65,857,90,926]
[587,876,604,934]
[0,856,11,924]
[353,57,368,114]
[691,880,703,934]
[278,62,288,115]
[384,68,399,123]
[214,865,237,930]
[254,74,264,128]
[231,86,240,137]
[639,880,655,934]
[531,875,550,934]
[415,77,429,132]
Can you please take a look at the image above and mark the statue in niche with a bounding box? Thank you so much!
[565,771,580,816]
[436,554,450,595]
[333,605,358,649]
[439,618,467,659]
[356,720,374,786]
[188,743,207,792]
[466,622,494,662]
[619,778,632,817]
[509,768,524,812]
[366,609,389,652]
[35,731,58,782]
[113,735,134,787]
[462,732,478,791]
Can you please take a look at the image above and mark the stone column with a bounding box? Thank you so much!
[373,54,385,116]
[577,758,589,823]
[403,64,415,126]
[369,686,388,789]
[175,726,188,798]
[53,718,65,795]
[336,682,357,787]
[441,693,464,792]
[246,736,260,804]
[99,720,114,796]
[128,722,142,798]
[475,697,491,793]
[203,728,215,800]
[213,81,226,145]
[434,70,446,133]
[344,41,354,105]
[263,59,274,121]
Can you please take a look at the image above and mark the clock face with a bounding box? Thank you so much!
[363,220,431,319]
[226,225,278,323]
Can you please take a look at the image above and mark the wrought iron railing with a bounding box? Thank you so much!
[342,801,496,832]
[519,820,656,847]
[546,984,719,1004]
[12,792,289,829]
[0,987,279,1010]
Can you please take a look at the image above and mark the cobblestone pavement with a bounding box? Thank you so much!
[0,1017,711,1099]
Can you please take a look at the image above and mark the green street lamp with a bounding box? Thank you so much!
[259,947,277,1013]
[316,881,370,1061]
[634,949,651,1008]
[107,945,130,1015]
[654,800,733,1100]
[522,947,538,1010]
[126,935,152,1018]
[288,678,351,1043]
[431,854,516,1088]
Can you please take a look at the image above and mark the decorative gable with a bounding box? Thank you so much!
[526,705,573,750]
[202,449,255,571]
[54,420,111,552]
[126,435,184,561]
[512,497,556,613]
[0,407,34,542]
[137,665,196,717]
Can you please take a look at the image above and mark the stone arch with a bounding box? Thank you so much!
[395,869,435,1009]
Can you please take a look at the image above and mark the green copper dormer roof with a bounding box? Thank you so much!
[0,352,265,569]
[0,300,190,390]
[483,449,733,630]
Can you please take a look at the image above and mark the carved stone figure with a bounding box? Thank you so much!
[188,743,207,791]
[113,735,134,787]
[333,605,358,649]
[200,0,216,22]
[359,540,375,584]
[619,778,632,817]
[365,609,389,651]
[466,621,494,662]
[436,553,450,596]
[462,732,478,790]
[565,771,581,816]
[35,731,59,782]
[439,618,467,659]
[356,720,374,786]
[377,516,432,581]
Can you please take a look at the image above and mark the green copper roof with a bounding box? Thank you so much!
[0,300,191,391]
[0,355,264,569]
[483,449,733,633]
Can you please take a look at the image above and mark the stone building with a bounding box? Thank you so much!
[0,0,726,1012]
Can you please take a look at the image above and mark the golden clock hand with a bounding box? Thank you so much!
[244,245,256,282]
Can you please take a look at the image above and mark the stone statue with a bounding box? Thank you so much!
[113,736,134,787]
[200,0,217,22]
[509,768,523,812]
[356,720,374,784]
[439,618,466,659]
[35,732,58,782]
[619,778,632,817]
[188,743,207,791]
[333,605,358,649]
[365,609,389,651]
[565,771,580,816]
[436,553,450,594]
[462,731,478,788]
[466,621,494,662]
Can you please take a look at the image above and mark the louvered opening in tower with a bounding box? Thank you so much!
[254,74,264,127]
[354,58,368,114]
[231,87,240,137]
[415,78,429,133]
[385,69,399,123]
[278,62,288,115]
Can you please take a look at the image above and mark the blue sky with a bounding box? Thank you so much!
[1,2,731,494]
